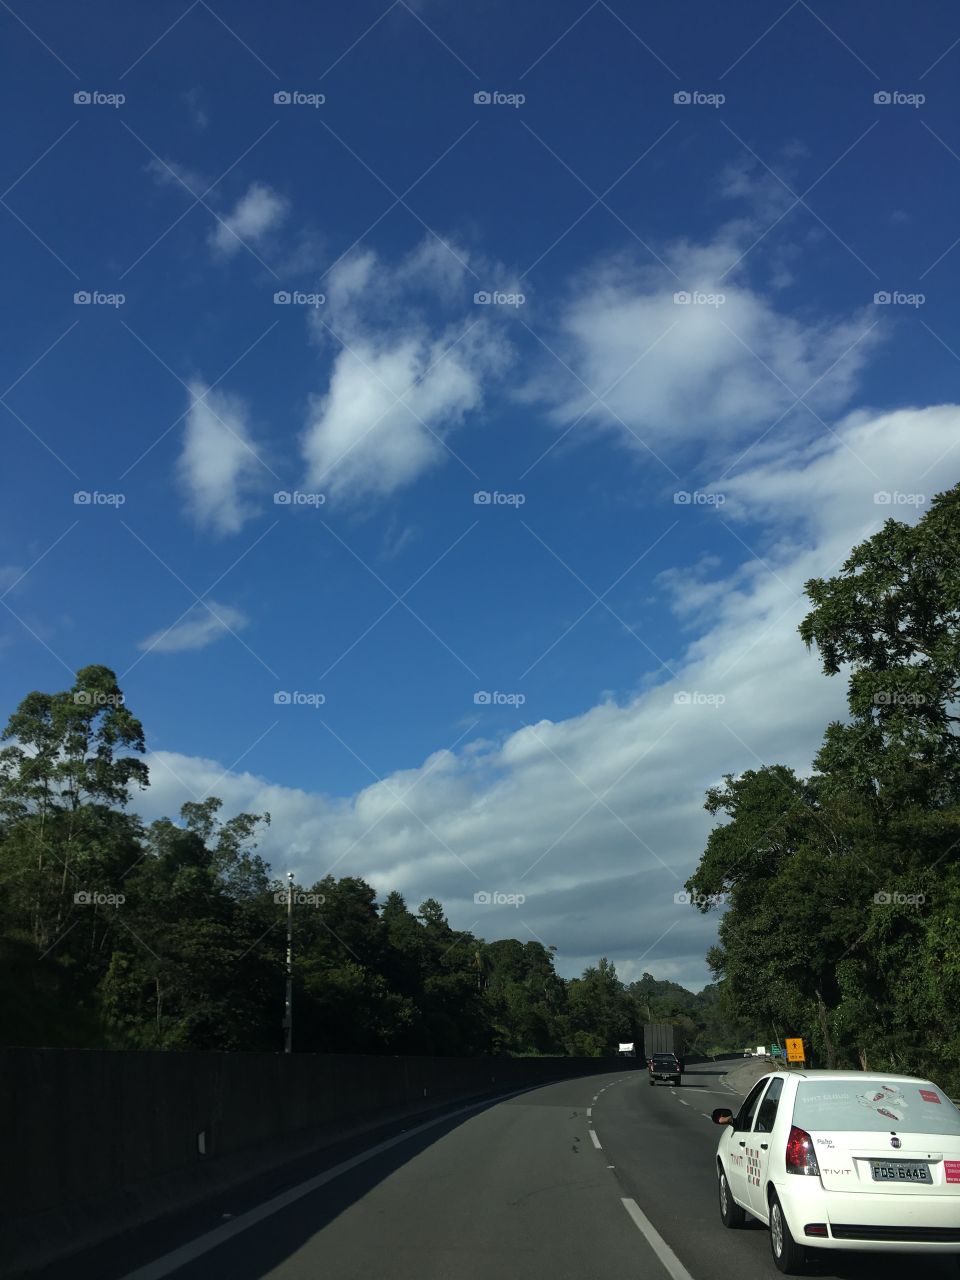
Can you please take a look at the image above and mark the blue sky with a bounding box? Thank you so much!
[2,0,959,987]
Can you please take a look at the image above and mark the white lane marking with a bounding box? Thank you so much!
[678,1099,690,1107]
[119,1083,545,1280]
[587,1107,592,1117]
[589,1129,602,1149]
[621,1198,696,1280]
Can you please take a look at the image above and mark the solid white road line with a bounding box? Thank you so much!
[589,1129,602,1149]
[586,1107,592,1117]
[621,1198,696,1280]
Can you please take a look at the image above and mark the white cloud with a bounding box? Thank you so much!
[532,243,878,462]
[209,182,288,258]
[178,380,267,535]
[301,240,513,502]
[138,600,249,654]
[133,405,960,988]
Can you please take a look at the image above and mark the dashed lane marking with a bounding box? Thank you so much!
[589,1129,602,1149]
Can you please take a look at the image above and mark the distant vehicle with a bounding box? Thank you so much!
[743,1051,754,1057]
[643,1022,685,1061]
[649,1052,682,1087]
[711,1070,960,1274]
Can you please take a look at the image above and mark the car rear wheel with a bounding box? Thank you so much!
[769,1193,805,1274]
[718,1167,745,1228]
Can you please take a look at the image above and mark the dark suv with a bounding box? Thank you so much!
[648,1052,682,1086]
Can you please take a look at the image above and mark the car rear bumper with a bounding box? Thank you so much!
[771,1179,960,1253]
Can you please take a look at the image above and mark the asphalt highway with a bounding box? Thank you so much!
[41,1061,960,1280]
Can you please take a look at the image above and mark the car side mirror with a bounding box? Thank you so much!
[712,1108,734,1126]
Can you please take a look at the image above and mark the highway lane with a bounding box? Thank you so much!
[40,1061,960,1280]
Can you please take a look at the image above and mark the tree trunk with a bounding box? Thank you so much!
[815,987,837,1067]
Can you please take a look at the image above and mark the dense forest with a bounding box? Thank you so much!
[0,670,742,1057]
[686,483,960,1094]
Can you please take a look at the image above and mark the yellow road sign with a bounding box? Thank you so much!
[785,1037,805,1063]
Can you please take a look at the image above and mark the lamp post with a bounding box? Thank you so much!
[283,871,293,1053]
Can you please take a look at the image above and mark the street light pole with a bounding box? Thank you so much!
[284,871,293,1054]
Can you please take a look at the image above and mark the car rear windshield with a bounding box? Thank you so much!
[793,1080,960,1135]
[653,1054,676,1063]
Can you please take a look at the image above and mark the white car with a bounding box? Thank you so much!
[712,1070,960,1274]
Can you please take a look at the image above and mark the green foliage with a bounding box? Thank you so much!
[687,484,960,1093]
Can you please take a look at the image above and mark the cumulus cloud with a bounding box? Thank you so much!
[132,405,960,987]
[209,182,288,258]
[138,600,249,654]
[301,239,514,503]
[531,243,878,463]
[178,380,267,535]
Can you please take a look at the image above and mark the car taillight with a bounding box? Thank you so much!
[785,1126,820,1176]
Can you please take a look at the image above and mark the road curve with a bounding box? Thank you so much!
[39,1062,960,1280]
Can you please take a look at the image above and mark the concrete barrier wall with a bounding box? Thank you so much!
[0,1048,616,1273]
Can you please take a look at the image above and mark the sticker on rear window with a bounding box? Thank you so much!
[858,1084,907,1122]
[919,1089,941,1103]
[945,1161,960,1183]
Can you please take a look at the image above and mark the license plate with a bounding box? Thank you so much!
[870,1160,932,1183]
